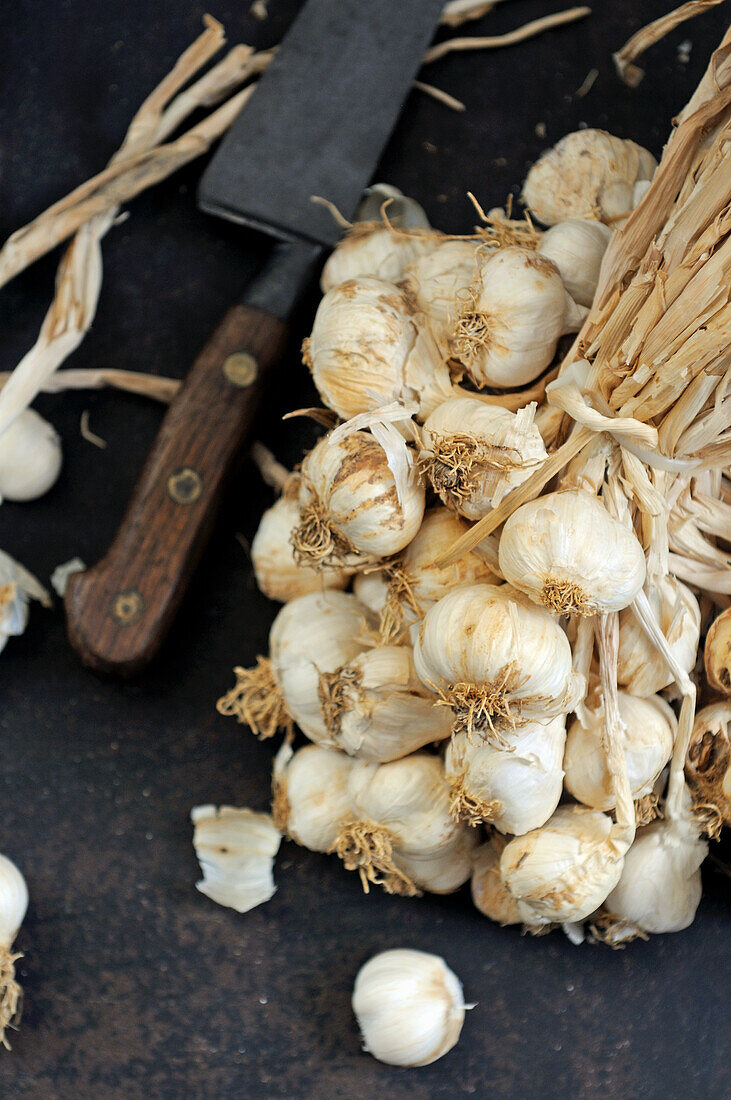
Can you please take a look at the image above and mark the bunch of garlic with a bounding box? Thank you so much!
[0,549,51,655]
[685,702,731,830]
[251,491,351,602]
[191,805,281,914]
[617,576,700,696]
[522,129,657,226]
[0,408,62,503]
[0,853,28,1049]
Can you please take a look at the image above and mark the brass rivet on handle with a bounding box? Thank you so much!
[167,466,203,505]
[222,351,258,387]
[111,589,144,625]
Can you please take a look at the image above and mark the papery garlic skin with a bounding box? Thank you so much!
[499,489,646,615]
[445,716,566,834]
[402,238,480,353]
[522,129,657,227]
[251,495,350,602]
[420,398,547,521]
[294,430,425,569]
[705,608,731,696]
[0,408,62,502]
[0,549,51,654]
[451,247,584,389]
[273,742,354,852]
[501,804,625,925]
[564,692,675,811]
[191,805,281,914]
[352,949,466,1067]
[321,226,437,293]
[685,702,731,827]
[537,219,612,306]
[617,577,700,696]
[414,584,582,736]
[471,838,521,925]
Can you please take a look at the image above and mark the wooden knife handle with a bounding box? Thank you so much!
[65,304,287,675]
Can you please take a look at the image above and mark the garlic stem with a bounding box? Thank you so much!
[595,614,635,851]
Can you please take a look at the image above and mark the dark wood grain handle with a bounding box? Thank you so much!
[65,304,287,675]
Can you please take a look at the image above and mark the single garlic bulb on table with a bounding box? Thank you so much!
[414,584,583,740]
[522,129,657,226]
[537,219,612,307]
[471,836,521,926]
[704,608,731,695]
[0,408,62,502]
[445,715,566,834]
[617,576,700,696]
[450,247,585,389]
[418,397,547,521]
[499,489,646,616]
[292,429,425,571]
[0,853,28,1049]
[685,702,731,829]
[251,492,351,602]
[352,949,466,1067]
[303,277,452,422]
[401,238,481,354]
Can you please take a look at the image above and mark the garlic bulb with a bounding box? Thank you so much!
[318,644,453,761]
[564,692,675,811]
[414,584,583,739]
[685,702,731,829]
[419,398,547,521]
[336,753,476,895]
[272,742,354,852]
[451,247,585,389]
[537,219,612,307]
[191,805,281,913]
[352,949,466,1067]
[0,408,62,502]
[471,837,521,926]
[292,430,425,570]
[522,129,657,226]
[251,493,350,602]
[0,548,51,655]
[445,715,566,834]
[705,608,731,695]
[0,853,28,1049]
[401,238,481,353]
[304,277,451,421]
[321,225,437,292]
[353,570,390,615]
[499,489,646,615]
[617,576,700,696]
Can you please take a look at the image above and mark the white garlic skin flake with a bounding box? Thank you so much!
[191,805,281,914]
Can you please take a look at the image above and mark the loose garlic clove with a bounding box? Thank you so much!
[685,702,731,830]
[0,853,28,1049]
[499,489,646,616]
[617,577,700,696]
[320,644,453,762]
[0,408,62,502]
[251,494,351,602]
[705,608,731,696]
[471,836,522,926]
[401,238,481,355]
[293,430,425,571]
[537,219,612,307]
[272,741,354,852]
[352,949,466,1067]
[564,692,675,812]
[321,225,437,293]
[451,247,585,389]
[191,805,281,914]
[445,716,566,835]
[419,397,547,521]
[522,129,657,227]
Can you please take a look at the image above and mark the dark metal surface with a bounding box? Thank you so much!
[199,0,447,245]
[0,1,729,1097]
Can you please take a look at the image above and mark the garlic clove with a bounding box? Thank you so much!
[191,805,281,914]
[251,494,351,602]
[685,701,731,830]
[272,741,354,852]
[471,837,522,926]
[617,576,700,696]
[0,408,62,502]
[0,852,28,1050]
[352,949,466,1067]
[704,607,731,696]
[537,219,612,307]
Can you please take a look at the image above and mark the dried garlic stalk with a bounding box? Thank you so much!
[613,0,727,87]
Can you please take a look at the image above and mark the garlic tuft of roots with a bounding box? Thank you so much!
[352,949,466,1067]
[499,489,646,616]
[704,608,731,696]
[414,583,583,740]
[272,742,354,852]
[321,225,437,293]
[445,715,566,834]
[471,836,521,926]
[0,853,28,1049]
[521,129,657,227]
[685,702,731,832]
[537,219,612,307]
[292,430,425,571]
[450,247,585,389]
[0,549,51,656]
[0,408,62,503]
[419,397,547,521]
[191,805,281,914]
[251,492,351,602]
[617,577,700,697]
[401,238,481,355]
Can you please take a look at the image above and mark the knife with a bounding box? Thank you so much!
[64,0,446,675]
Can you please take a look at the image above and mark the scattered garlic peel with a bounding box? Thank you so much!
[191,805,281,914]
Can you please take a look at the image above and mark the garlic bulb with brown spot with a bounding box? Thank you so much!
[451,247,585,389]
[352,949,466,1067]
[537,219,612,306]
[251,493,351,602]
[272,741,354,852]
[705,608,731,695]
[413,584,583,740]
[564,691,675,811]
[321,225,438,293]
[0,408,62,502]
[685,702,731,830]
[419,397,547,521]
[522,129,657,226]
[293,430,425,571]
[191,805,281,913]
[617,577,700,696]
[445,715,566,834]
[471,836,521,926]
[401,238,481,354]
[499,489,646,615]
[0,853,28,1049]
